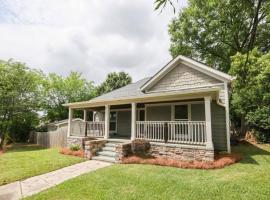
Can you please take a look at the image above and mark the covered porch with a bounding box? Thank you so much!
[67,95,215,150]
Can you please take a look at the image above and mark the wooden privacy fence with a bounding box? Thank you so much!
[30,127,67,148]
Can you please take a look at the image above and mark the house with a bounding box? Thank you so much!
[64,55,234,162]
[46,118,84,133]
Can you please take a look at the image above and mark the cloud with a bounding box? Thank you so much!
[0,0,187,84]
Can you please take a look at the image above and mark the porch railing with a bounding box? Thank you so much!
[136,121,206,145]
[86,121,105,137]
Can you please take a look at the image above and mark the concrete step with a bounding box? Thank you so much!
[98,151,117,157]
[105,143,118,147]
[102,146,115,151]
[92,155,116,163]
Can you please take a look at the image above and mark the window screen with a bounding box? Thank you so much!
[175,105,188,120]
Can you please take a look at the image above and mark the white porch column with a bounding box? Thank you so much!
[67,107,73,137]
[83,110,88,121]
[204,96,214,149]
[131,102,137,140]
[83,110,88,137]
[104,105,110,139]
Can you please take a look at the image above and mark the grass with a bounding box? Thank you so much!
[0,144,84,185]
[26,142,270,200]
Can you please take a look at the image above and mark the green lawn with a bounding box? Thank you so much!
[0,144,84,185]
[26,142,270,200]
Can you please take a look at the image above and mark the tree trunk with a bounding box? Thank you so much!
[240,117,247,137]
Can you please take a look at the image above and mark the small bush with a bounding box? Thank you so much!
[131,139,150,156]
[70,144,81,151]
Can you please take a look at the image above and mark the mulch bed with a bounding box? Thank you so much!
[59,148,84,158]
[122,153,242,169]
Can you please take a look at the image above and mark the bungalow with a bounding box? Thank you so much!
[64,55,234,163]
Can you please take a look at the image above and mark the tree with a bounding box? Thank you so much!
[43,72,96,122]
[230,49,270,140]
[0,60,43,149]
[97,72,132,96]
[154,0,178,12]
[168,0,270,72]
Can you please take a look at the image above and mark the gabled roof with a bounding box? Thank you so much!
[64,55,234,108]
[91,77,151,101]
[140,55,234,92]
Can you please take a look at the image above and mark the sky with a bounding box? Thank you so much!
[0,0,187,84]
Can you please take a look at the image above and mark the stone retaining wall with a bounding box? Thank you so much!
[84,139,107,159]
[149,143,214,162]
[115,142,132,163]
[67,136,94,148]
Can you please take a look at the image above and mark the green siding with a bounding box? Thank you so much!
[211,102,227,151]
[191,104,205,121]
[146,106,171,121]
[117,111,131,137]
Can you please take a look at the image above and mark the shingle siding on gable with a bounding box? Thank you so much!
[148,64,222,92]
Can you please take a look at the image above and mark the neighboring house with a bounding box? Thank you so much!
[47,118,84,134]
[64,55,234,162]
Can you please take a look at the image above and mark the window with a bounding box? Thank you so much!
[174,105,188,121]
[109,112,117,132]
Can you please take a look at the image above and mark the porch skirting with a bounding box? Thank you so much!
[149,143,214,162]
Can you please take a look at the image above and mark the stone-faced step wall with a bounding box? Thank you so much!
[149,143,214,162]
[115,142,132,163]
[84,139,107,159]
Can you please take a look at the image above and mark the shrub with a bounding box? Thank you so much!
[253,130,269,143]
[131,139,150,156]
[70,144,81,151]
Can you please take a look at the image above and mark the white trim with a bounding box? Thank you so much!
[145,83,224,94]
[140,55,234,92]
[83,110,87,122]
[204,96,214,150]
[224,82,231,153]
[216,92,226,107]
[104,105,110,139]
[131,103,136,140]
[64,87,220,108]
[67,108,73,137]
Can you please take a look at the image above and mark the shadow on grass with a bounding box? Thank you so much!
[232,141,270,165]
